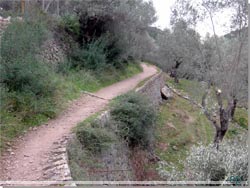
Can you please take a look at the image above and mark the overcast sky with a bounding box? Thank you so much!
[150,0,234,38]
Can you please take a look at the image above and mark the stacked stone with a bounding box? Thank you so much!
[0,16,10,41]
[38,39,66,65]
[42,135,73,182]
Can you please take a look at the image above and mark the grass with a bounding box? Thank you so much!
[68,112,117,181]
[233,108,248,130]
[167,78,207,103]
[167,78,248,130]
[67,138,104,181]
[68,69,158,181]
[158,77,248,172]
[155,95,214,171]
[0,62,142,151]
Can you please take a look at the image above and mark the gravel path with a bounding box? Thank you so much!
[0,63,158,181]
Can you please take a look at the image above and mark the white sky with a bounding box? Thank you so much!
[150,0,235,38]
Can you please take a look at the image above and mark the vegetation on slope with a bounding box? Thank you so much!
[156,94,214,171]
[155,78,248,177]
[68,92,157,180]
[0,11,142,151]
[167,78,248,130]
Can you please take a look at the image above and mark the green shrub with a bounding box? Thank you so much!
[69,34,126,71]
[0,15,56,98]
[76,125,114,153]
[70,37,108,71]
[233,108,248,129]
[238,117,248,129]
[1,58,56,96]
[157,138,248,183]
[59,14,80,40]
[56,59,74,75]
[1,90,57,121]
[110,92,156,148]
[1,20,47,62]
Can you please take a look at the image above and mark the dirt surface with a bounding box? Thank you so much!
[0,63,158,181]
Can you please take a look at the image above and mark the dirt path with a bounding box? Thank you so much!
[0,63,158,181]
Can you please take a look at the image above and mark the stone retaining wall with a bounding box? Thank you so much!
[136,71,165,107]
[0,16,10,41]
[64,70,166,182]
[38,38,66,65]
[42,135,73,181]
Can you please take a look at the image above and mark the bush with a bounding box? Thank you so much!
[0,15,56,97]
[59,14,80,41]
[69,34,126,71]
[56,59,74,75]
[1,58,56,96]
[0,59,58,123]
[1,20,47,62]
[238,117,248,129]
[110,92,156,148]
[234,108,248,130]
[76,125,114,153]
[157,138,248,183]
[70,37,108,71]
[0,16,58,125]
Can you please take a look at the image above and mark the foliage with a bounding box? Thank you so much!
[0,15,55,96]
[70,37,108,71]
[167,78,207,103]
[0,20,47,62]
[157,137,248,183]
[59,14,80,40]
[156,21,202,80]
[0,8,144,152]
[110,92,156,148]
[1,58,56,96]
[67,138,92,181]
[61,0,157,61]
[76,125,114,153]
[170,0,248,102]
[0,15,58,128]
[0,61,142,150]
[234,108,248,129]
[155,94,214,170]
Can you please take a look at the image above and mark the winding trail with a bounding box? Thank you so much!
[0,63,158,181]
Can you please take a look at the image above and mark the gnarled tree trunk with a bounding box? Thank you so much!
[202,87,238,149]
[170,59,182,83]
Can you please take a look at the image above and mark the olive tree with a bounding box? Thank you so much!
[152,20,203,83]
[171,0,248,147]
[157,135,248,183]
[69,0,157,60]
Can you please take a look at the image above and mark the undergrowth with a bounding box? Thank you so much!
[155,78,247,175]
[0,15,142,151]
[167,78,248,130]
[110,92,157,148]
[155,94,214,171]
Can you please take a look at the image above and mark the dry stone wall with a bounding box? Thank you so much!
[42,134,73,181]
[38,38,66,65]
[64,70,166,181]
[136,71,165,107]
[0,16,10,41]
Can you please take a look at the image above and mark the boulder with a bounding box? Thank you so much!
[161,86,173,100]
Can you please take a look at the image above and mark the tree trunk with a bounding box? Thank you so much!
[203,87,237,149]
[170,69,179,83]
[230,98,238,120]
[213,94,237,147]
[170,60,182,83]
